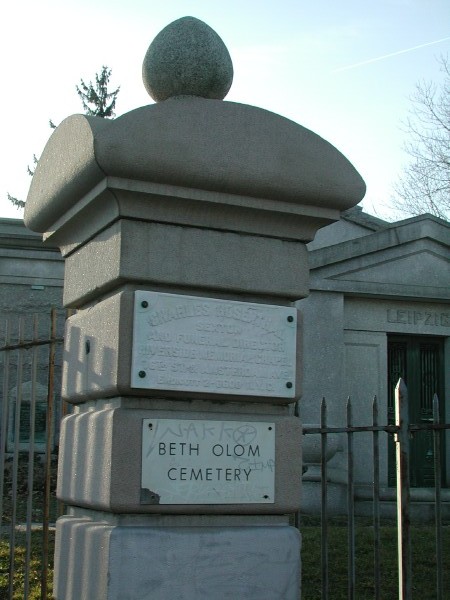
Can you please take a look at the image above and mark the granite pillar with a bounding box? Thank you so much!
[25,16,365,600]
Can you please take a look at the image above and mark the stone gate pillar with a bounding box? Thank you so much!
[25,17,365,600]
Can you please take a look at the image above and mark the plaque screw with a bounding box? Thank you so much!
[286,382,293,389]
[139,371,147,378]
[141,300,149,308]
[148,423,153,429]
[268,426,272,431]
[287,315,294,323]
[263,495,269,499]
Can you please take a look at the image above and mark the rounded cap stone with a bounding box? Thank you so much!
[24,100,366,234]
[142,16,233,102]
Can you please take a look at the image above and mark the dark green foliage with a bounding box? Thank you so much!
[26,155,38,177]
[76,66,120,118]
[7,155,39,208]
[1,455,59,599]
[2,454,59,525]
[6,193,26,210]
[301,516,450,599]
[0,532,55,600]
[8,66,120,209]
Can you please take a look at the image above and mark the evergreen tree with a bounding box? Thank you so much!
[8,66,120,209]
[76,66,120,118]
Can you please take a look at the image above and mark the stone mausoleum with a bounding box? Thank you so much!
[299,206,450,515]
[2,206,448,513]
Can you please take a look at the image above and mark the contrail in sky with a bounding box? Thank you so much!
[334,36,450,73]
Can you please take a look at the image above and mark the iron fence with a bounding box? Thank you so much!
[0,309,66,600]
[301,379,450,600]
[0,308,448,600]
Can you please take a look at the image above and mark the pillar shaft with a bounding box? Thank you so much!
[24,17,364,600]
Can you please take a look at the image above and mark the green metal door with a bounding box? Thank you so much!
[387,335,445,487]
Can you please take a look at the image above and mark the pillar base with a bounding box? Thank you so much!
[55,513,301,600]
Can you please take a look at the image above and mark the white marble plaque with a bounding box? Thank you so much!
[131,292,297,397]
[141,419,275,504]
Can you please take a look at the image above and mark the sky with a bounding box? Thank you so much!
[1,0,449,221]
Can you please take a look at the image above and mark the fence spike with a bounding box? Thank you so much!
[433,393,439,424]
[395,378,412,600]
[372,395,381,600]
[320,397,327,423]
[432,392,443,600]
[346,396,355,599]
[320,396,328,600]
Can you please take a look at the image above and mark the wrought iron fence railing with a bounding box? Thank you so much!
[0,308,448,600]
[0,309,66,600]
[301,379,450,600]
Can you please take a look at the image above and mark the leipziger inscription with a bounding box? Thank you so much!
[141,419,275,504]
[131,292,297,398]
[387,309,449,328]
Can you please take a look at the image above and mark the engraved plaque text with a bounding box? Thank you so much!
[131,292,297,397]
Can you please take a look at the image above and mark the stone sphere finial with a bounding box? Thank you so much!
[142,16,234,102]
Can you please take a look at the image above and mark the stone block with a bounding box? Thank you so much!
[43,180,338,258]
[62,291,303,404]
[61,218,309,308]
[54,515,111,599]
[61,291,133,403]
[54,514,301,600]
[25,98,365,236]
[57,405,302,514]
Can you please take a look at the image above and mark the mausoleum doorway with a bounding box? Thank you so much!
[387,335,446,487]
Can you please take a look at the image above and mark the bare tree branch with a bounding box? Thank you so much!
[393,56,450,220]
